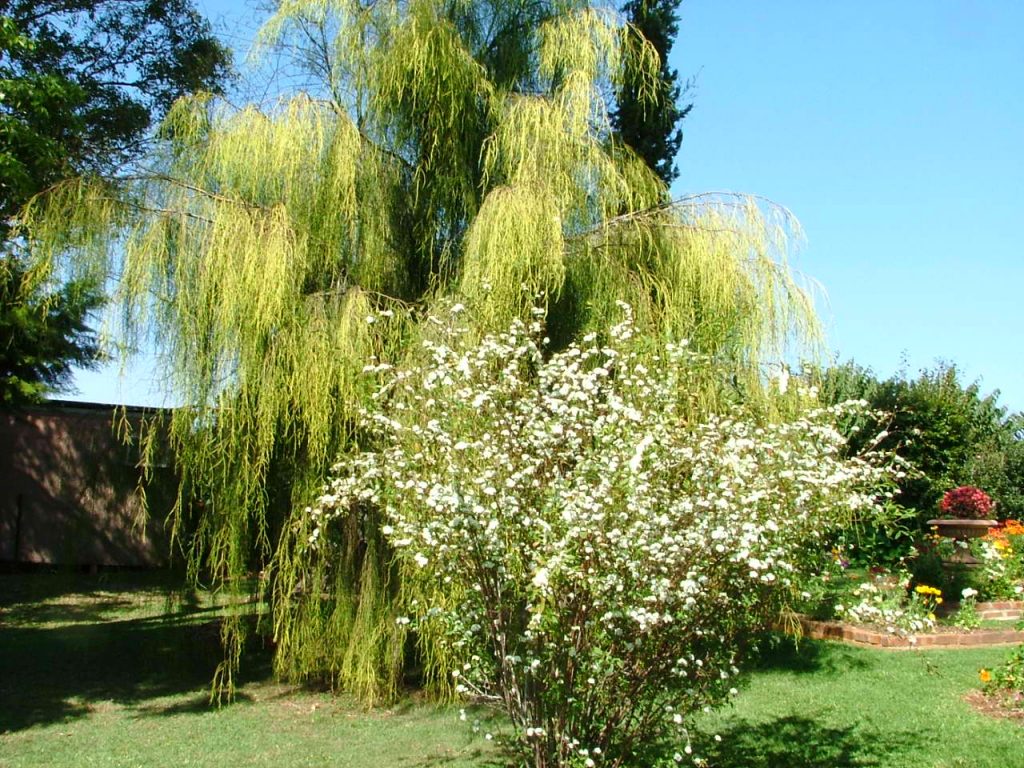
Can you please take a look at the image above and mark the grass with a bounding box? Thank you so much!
[1,572,1022,768]
[0,571,496,768]
[692,637,1024,768]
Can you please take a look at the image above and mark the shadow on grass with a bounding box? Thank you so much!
[0,570,187,608]
[0,595,221,630]
[751,634,871,676]
[0,582,273,733]
[133,689,257,717]
[697,715,913,768]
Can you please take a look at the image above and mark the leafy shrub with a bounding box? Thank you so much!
[964,417,1024,519]
[814,362,1020,529]
[307,307,893,767]
[827,504,917,569]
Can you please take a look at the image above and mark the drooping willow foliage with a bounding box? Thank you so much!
[21,0,820,702]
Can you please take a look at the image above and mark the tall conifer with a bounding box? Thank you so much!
[612,0,692,187]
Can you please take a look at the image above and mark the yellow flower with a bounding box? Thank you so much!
[980,669,992,683]
[936,597,943,604]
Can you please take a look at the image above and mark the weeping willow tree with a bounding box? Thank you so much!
[21,0,819,702]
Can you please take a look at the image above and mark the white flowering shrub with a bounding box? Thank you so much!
[308,306,891,767]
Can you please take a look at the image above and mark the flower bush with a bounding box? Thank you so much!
[971,520,1024,600]
[939,486,994,520]
[306,307,893,767]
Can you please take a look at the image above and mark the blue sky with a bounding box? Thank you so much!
[69,0,1024,412]
[671,1,1023,411]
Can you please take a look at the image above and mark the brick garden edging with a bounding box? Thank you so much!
[793,601,1024,650]
[795,616,1024,649]
[934,599,1024,621]
[973,600,1024,621]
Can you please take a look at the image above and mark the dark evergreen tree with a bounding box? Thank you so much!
[613,0,692,188]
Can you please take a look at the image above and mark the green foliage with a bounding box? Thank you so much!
[0,17,81,220]
[964,414,1024,519]
[816,360,1022,526]
[24,0,822,701]
[612,0,692,186]
[829,501,917,569]
[0,254,102,404]
[1,0,229,403]
[0,0,231,213]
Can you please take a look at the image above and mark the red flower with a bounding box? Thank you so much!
[939,486,994,520]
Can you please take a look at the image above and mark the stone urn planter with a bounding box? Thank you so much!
[927,518,998,541]
[927,518,997,567]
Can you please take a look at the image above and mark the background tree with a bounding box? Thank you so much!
[816,360,1023,541]
[611,0,692,186]
[25,0,819,700]
[1,0,231,203]
[0,256,101,403]
[963,412,1024,519]
[0,0,230,403]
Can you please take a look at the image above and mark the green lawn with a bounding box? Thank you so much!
[0,572,495,768]
[1,572,1022,767]
[693,639,1023,768]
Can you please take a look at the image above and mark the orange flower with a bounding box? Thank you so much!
[979,669,992,683]
[986,529,1010,547]
[988,520,1024,542]
[1004,520,1024,536]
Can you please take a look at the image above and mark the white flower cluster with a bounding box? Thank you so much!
[834,576,937,636]
[308,306,891,767]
